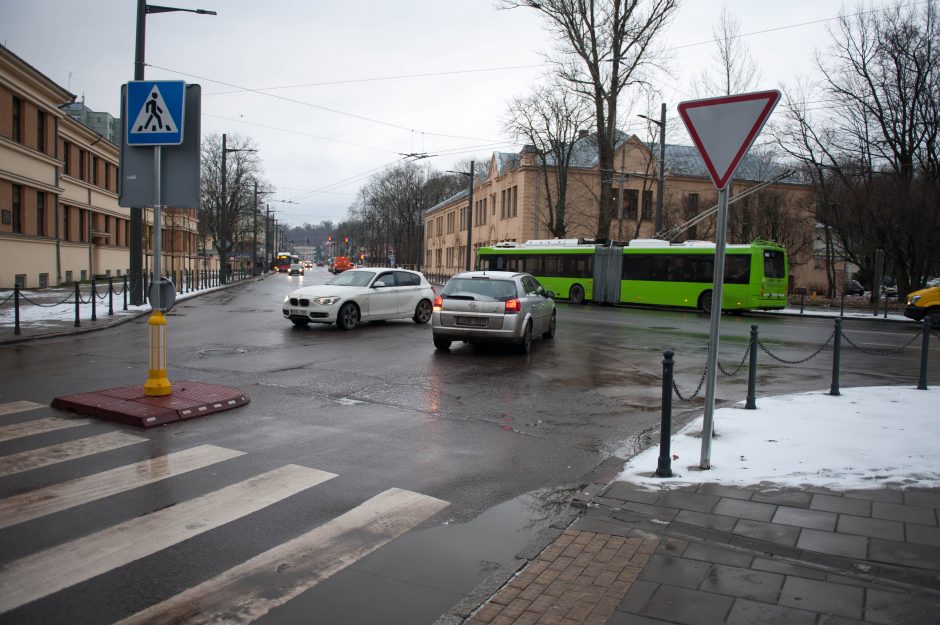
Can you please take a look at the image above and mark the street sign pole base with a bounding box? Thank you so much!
[143,373,172,397]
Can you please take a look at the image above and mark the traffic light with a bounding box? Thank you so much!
[344,236,349,244]
[327,235,332,242]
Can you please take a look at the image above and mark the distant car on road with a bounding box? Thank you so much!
[431,271,555,354]
[283,268,435,330]
[844,279,865,296]
[288,263,304,276]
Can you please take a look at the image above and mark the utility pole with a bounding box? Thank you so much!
[252,181,258,276]
[266,204,272,271]
[639,103,667,233]
[448,162,475,271]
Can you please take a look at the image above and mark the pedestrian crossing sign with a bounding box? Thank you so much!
[126,81,186,146]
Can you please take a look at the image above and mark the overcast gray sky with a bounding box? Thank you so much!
[3,1,873,227]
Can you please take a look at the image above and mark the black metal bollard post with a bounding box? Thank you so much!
[74,282,81,327]
[90,279,97,321]
[800,292,805,314]
[655,349,675,478]
[13,285,21,335]
[830,318,842,396]
[122,275,128,311]
[108,277,114,316]
[840,292,845,317]
[918,318,930,390]
[745,324,759,409]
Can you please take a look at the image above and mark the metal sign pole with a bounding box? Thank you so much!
[700,185,730,469]
[144,145,171,396]
[153,145,162,311]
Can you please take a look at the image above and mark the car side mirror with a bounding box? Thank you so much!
[545,291,555,298]
[373,280,387,288]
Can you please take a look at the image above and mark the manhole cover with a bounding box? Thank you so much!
[198,347,247,356]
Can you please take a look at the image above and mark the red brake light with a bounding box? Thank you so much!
[504,298,521,313]
[433,295,443,311]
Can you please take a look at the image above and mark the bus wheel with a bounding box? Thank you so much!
[569,284,585,305]
[698,291,713,314]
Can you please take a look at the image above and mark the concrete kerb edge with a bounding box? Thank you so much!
[0,274,268,346]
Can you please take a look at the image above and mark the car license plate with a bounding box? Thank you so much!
[456,316,487,327]
[290,308,304,316]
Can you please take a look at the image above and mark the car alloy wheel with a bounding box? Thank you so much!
[336,302,359,330]
[413,299,432,324]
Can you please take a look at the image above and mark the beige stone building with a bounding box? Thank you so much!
[1,45,202,289]
[424,134,832,291]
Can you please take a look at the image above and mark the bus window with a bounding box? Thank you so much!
[763,250,786,278]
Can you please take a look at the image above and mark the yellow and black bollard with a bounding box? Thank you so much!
[143,310,172,396]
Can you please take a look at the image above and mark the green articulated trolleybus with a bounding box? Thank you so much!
[475,238,789,314]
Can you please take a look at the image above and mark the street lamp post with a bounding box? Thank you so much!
[639,103,666,234]
[447,162,475,271]
[219,133,256,284]
[131,0,216,304]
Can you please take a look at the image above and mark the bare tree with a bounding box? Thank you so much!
[776,0,940,296]
[200,133,266,279]
[505,82,594,237]
[502,0,680,240]
[692,5,761,97]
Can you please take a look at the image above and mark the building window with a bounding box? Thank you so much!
[11,185,22,233]
[39,273,49,288]
[622,189,638,219]
[80,270,88,281]
[458,207,466,231]
[510,186,518,218]
[105,163,111,190]
[65,270,73,283]
[93,156,99,186]
[688,193,699,210]
[37,192,45,236]
[446,211,455,234]
[37,110,46,153]
[63,141,71,175]
[642,190,653,220]
[63,206,71,241]
[79,150,86,181]
[435,216,442,236]
[435,248,442,267]
[79,209,86,242]
[12,96,22,143]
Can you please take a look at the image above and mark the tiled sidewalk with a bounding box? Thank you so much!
[462,482,940,625]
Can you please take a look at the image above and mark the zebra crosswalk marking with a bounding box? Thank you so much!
[0,401,45,417]
[0,431,147,477]
[0,445,245,530]
[115,487,449,625]
[0,416,92,443]
[0,464,336,614]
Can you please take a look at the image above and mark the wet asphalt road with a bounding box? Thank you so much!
[0,269,935,625]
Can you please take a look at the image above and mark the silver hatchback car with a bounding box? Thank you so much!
[431,271,556,353]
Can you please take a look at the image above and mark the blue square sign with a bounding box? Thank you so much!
[126,81,186,146]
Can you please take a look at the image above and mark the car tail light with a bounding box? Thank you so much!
[433,295,443,311]
[504,298,521,313]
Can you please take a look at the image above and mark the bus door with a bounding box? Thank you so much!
[592,245,623,304]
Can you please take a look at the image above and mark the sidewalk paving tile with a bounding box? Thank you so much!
[750,489,814,508]
[725,598,817,625]
[732,519,801,547]
[750,557,828,581]
[674,509,738,532]
[836,514,905,541]
[681,542,753,568]
[777,577,864,619]
[810,493,872,517]
[698,564,785,602]
[797,528,869,559]
[655,491,720,514]
[864,587,940,625]
[871,501,937,526]
[639,584,734,625]
[868,537,940,571]
[712,497,777,522]
[905,523,940,547]
[902,489,940,510]
[772,506,838,531]
[636,554,711,589]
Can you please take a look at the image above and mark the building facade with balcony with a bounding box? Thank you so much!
[424,133,823,290]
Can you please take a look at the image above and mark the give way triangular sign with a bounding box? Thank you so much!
[677,90,780,190]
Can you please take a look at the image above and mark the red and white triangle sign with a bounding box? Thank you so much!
[677,90,781,190]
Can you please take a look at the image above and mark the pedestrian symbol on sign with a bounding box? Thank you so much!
[132,85,177,134]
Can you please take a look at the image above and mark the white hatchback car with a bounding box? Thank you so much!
[283,268,436,330]
[431,271,556,353]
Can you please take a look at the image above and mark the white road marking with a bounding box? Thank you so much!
[0,445,245,530]
[0,431,147,477]
[115,488,449,625]
[0,416,91,443]
[0,464,336,614]
[0,401,45,417]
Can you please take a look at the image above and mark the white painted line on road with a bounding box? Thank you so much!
[0,431,147,477]
[0,401,45,417]
[0,464,336,614]
[0,416,92,443]
[0,445,245,529]
[114,488,449,625]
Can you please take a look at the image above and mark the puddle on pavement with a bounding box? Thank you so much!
[264,485,580,625]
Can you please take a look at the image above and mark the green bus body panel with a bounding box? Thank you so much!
[476,243,788,311]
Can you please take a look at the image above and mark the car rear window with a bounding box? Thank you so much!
[442,278,517,301]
